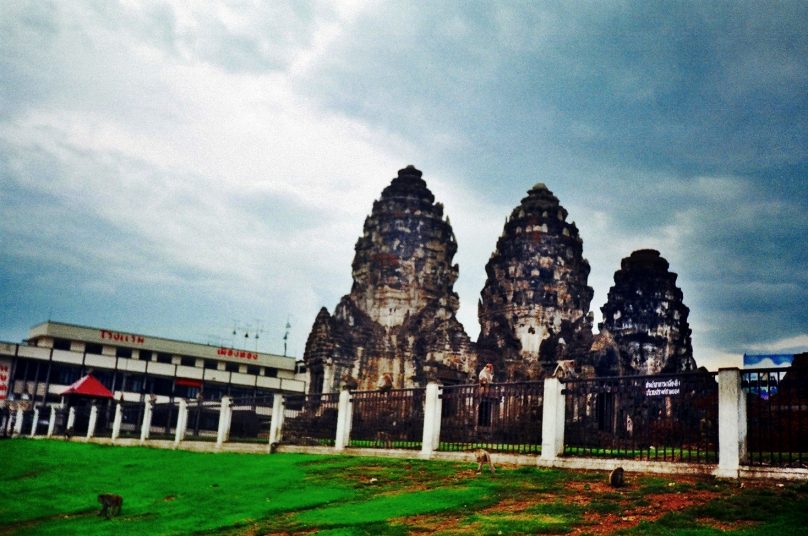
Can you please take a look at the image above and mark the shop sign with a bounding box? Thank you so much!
[100,330,145,345]
[217,348,258,360]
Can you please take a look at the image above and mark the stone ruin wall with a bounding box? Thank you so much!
[303,168,698,394]
[303,166,476,393]
[476,183,594,381]
[597,249,697,375]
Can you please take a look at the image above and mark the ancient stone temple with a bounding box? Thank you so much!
[596,249,697,375]
[303,166,476,393]
[477,183,594,380]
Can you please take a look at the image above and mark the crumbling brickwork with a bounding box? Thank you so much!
[303,166,475,392]
[598,249,696,375]
[476,183,594,380]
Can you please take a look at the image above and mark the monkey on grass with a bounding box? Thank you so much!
[97,494,123,519]
[608,467,625,488]
[475,449,496,473]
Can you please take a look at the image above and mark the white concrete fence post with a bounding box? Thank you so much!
[715,368,747,478]
[66,406,76,436]
[216,396,232,448]
[47,405,57,438]
[174,399,188,447]
[334,389,353,451]
[86,404,98,440]
[420,382,442,458]
[140,398,153,443]
[13,407,24,437]
[540,377,566,462]
[268,393,285,449]
[111,403,123,442]
[30,407,40,437]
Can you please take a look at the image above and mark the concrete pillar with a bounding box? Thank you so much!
[13,407,24,436]
[715,368,746,479]
[216,396,232,448]
[86,405,98,440]
[268,393,285,448]
[66,406,76,435]
[323,360,335,394]
[174,399,188,446]
[334,389,353,450]
[111,403,123,442]
[140,398,153,443]
[30,407,40,437]
[540,377,566,462]
[47,406,57,438]
[420,382,442,457]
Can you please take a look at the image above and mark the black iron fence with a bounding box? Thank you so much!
[96,401,116,438]
[742,366,808,468]
[282,392,339,446]
[150,401,180,439]
[349,388,425,450]
[118,401,145,438]
[562,371,718,463]
[229,395,274,443]
[70,404,94,437]
[438,382,544,454]
[186,400,221,441]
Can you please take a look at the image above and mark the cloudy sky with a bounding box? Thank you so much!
[1,1,806,370]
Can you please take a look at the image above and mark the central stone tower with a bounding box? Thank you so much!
[303,166,475,393]
[477,183,594,380]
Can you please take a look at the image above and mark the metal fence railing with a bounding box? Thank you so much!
[562,372,718,463]
[742,366,808,468]
[438,382,544,454]
[349,388,425,450]
[150,401,180,439]
[118,401,145,439]
[95,401,117,438]
[282,393,340,446]
[186,400,221,441]
[229,396,274,443]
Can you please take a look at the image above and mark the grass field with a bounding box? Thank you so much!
[2,439,807,535]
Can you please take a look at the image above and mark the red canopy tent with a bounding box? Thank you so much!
[59,374,114,399]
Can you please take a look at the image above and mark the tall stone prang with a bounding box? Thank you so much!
[477,183,594,380]
[303,165,476,393]
[598,249,697,375]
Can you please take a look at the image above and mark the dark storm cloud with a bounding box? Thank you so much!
[0,2,805,365]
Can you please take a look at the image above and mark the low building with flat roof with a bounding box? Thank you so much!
[0,321,306,408]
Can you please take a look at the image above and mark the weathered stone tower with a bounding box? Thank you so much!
[477,183,594,380]
[598,249,697,375]
[303,166,475,393]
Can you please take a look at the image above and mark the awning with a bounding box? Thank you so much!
[59,374,114,398]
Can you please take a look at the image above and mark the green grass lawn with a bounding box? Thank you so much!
[2,439,806,535]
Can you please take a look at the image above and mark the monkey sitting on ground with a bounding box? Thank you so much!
[609,467,625,488]
[475,448,495,473]
[97,494,123,519]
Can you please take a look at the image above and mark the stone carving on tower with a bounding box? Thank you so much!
[477,183,594,381]
[303,166,476,393]
[596,249,697,375]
